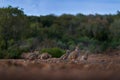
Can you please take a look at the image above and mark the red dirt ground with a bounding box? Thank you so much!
[0,50,120,80]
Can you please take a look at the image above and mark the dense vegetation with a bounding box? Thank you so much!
[0,6,120,58]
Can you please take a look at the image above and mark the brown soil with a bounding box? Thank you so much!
[0,50,120,80]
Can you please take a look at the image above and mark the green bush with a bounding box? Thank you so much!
[0,50,5,59]
[40,47,65,58]
[5,48,22,59]
[109,40,120,49]
[100,41,108,51]
[109,19,120,41]
[78,37,109,53]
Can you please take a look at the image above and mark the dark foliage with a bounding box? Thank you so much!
[0,6,120,58]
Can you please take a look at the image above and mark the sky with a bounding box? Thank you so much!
[0,0,120,16]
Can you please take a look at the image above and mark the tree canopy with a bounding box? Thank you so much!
[0,6,120,58]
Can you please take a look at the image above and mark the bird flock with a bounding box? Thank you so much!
[21,46,89,63]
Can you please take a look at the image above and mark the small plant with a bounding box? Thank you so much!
[40,47,65,58]
[0,50,5,59]
[109,40,120,49]
[4,46,22,59]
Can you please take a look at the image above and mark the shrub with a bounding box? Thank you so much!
[57,41,67,49]
[109,40,120,49]
[0,49,5,59]
[109,19,120,41]
[78,37,108,53]
[40,47,65,58]
[5,46,22,59]
[5,48,22,59]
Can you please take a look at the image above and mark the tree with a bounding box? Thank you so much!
[109,19,120,41]
[0,6,28,49]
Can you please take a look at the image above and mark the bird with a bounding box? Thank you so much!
[60,50,70,60]
[67,46,80,61]
[39,53,52,60]
[28,53,38,60]
[80,51,89,62]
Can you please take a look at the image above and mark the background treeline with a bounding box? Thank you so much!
[0,6,120,58]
